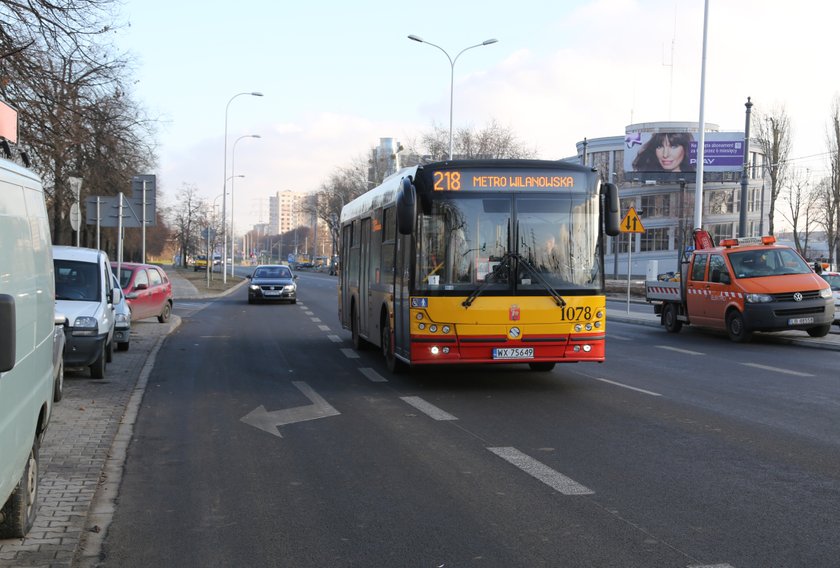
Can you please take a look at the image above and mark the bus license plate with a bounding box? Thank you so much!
[788,317,814,325]
[492,347,534,360]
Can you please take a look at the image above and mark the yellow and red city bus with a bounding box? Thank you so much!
[338,159,620,372]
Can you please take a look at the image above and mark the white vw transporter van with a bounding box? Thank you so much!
[0,157,55,538]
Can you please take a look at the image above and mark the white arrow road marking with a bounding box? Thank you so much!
[240,381,340,437]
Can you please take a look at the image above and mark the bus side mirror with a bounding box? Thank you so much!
[397,176,416,235]
[603,182,620,236]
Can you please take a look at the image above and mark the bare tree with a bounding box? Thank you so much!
[0,0,119,61]
[754,106,792,236]
[311,160,371,258]
[824,96,840,267]
[169,184,207,268]
[406,119,538,161]
[779,168,818,255]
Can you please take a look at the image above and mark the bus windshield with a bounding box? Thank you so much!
[416,193,600,292]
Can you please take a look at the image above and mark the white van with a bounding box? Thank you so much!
[53,246,118,378]
[0,158,55,538]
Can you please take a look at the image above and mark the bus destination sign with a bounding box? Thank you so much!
[432,169,579,192]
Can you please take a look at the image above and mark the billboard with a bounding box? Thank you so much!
[623,131,745,174]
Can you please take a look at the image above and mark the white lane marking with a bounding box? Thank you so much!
[359,367,388,383]
[297,304,306,309]
[311,317,322,323]
[340,348,359,359]
[741,362,813,377]
[305,311,314,316]
[400,396,458,421]
[318,325,331,331]
[688,564,735,568]
[240,381,340,438]
[488,447,594,496]
[596,378,662,397]
[608,333,632,341]
[327,334,342,343]
[656,345,705,355]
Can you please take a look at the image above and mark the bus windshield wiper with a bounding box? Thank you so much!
[513,253,566,307]
[461,253,566,308]
[462,252,515,308]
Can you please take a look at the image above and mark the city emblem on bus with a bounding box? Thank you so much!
[509,304,520,321]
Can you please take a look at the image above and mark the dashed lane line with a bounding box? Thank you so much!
[359,367,388,383]
[487,447,594,496]
[400,396,458,421]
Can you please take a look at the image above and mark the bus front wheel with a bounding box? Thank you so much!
[382,315,405,373]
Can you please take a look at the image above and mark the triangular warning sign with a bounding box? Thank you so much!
[620,207,645,233]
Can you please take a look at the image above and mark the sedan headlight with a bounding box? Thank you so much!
[249,284,260,291]
[745,293,773,303]
[284,284,296,292]
[819,287,832,299]
[72,316,98,336]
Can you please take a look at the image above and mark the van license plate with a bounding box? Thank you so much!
[788,317,814,325]
[492,347,534,360]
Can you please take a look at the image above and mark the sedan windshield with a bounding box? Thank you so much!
[254,266,291,279]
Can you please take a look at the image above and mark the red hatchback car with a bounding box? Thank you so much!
[111,262,173,323]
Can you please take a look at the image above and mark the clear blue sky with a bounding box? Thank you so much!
[114,0,840,229]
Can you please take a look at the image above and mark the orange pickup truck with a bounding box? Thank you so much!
[645,236,835,342]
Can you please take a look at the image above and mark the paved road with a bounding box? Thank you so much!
[0,270,836,567]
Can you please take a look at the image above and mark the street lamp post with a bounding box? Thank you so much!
[408,34,498,159]
[230,134,261,277]
[222,91,263,284]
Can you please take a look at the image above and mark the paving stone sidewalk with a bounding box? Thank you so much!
[0,318,176,568]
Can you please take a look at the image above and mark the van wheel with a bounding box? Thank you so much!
[726,310,752,343]
[105,339,113,363]
[53,360,64,402]
[0,438,39,538]
[158,302,171,323]
[807,324,831,338]
[90,340,107,379]
[663,303,682,333]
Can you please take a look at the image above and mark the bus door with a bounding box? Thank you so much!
[360,217,371,335]
[394,233,411,358]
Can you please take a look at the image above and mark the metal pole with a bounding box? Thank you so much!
[693,0,710,230]
[738,97,753,237]
[141,179,147,263]
[626,238,632,314]
[96,197,101,250]
[117,193,123,277]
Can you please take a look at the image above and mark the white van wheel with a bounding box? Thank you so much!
[90,339,107,379]
[0,438,39,538]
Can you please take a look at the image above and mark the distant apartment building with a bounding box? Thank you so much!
[268,190,307,235]
[571,121,767,278]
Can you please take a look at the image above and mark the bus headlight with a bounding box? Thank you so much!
[429,325,438,333]
[574,324,583,332]
[430,346,440,355]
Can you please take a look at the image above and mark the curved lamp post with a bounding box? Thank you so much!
[230,134,261,276]
[222,91,263,283]
[408,35,498,159]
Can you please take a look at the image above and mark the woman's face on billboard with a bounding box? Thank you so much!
[655,136,685,172]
